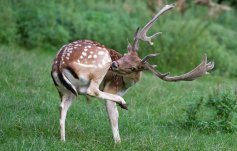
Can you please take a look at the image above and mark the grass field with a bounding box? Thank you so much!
[0,47,237,151]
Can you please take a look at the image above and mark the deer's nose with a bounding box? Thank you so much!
[111,61,119,70]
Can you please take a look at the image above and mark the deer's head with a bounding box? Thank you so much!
[111,4,214,81]
[111,51,143,74]
[111,4,174,77]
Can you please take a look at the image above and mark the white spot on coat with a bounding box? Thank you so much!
[93,55,97,58]
[98,51,105,55]
[82,52,87,56]
[76,62,97,68]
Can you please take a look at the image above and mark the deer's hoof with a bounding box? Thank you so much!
[119,103,128,110]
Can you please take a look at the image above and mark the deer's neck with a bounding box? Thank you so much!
[123,71,142,88]
[107,48,123,62]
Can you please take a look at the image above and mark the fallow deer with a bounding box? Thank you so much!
[51,4,214,144]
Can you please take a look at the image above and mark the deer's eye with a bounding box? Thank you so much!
[111,61,119,70]
[130,67,137,71]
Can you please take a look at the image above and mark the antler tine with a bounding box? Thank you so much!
[132,3,175,51]
[141,53,159,63]
[140,53,169,78]
[143,62,170,78]
[132,27,140,51]
[127,39,133,52]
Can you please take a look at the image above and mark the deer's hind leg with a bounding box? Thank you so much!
[59,92,74,141]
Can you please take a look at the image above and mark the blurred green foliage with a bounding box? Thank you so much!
[0,0,237,77]
[183,89,237,133]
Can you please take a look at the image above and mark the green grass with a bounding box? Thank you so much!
[0,47,237,151]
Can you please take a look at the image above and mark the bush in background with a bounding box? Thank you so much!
[0,1,17,45]
[0,0,236,77]
[183,89,237,133]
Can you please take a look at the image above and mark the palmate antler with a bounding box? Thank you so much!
[129,4,214,81]
[142,54,214,81]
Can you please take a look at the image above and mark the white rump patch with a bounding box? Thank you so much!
[52,71,61,86]
[62,69,78,92]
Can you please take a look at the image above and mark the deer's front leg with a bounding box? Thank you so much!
[86,80,127,109]
[106,100,121,143]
